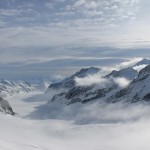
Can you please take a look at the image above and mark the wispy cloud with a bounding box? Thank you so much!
[0,0,149,77]
[0,0,148,50]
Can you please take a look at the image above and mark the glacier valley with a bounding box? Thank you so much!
[1,58,150,150]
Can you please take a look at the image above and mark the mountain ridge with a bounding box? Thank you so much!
[46,58,150,105]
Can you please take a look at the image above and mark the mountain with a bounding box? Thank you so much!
[0,80,37,115]
[134,58,150,66]
[48,66,137,105]
[105,67,138,80]
[0,80,36,97]
[0,97,15,115]
[47,60,150,105]
[108,65,150,103]
[47,67,101,92]
[50,85,117,105]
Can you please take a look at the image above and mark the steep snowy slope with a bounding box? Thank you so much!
[0,80,36,97]
[46,67,101,94]
[108,65,150,103]
[48,66,138,105]
[0,80,37,115]
[0,97,15,115]
[47,59,150,105]
[106,67,138,80]
[134,58,150,66]
[1,74,150,150]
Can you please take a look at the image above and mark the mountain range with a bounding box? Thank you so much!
[0,80,36,115]
[2,58,150,116]
[47,58,150,105]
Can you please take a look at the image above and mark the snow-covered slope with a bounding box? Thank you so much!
[0,97,15,115]
[108,65,150,103]
[0,80,36,97]
[1,74,150,150]
[47,60,150,105]
[2,59,150,150]
[134,58,150,66]
[47,66,137,105]
[105,67,138,80]
[0,80,37,115]
[46,67,100,93]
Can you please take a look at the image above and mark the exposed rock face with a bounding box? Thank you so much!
[108,65,150,103]
[0,80,36,97]
[47,63,150,105]
[135,65,150,81]
[47,67,101,91]
[0,97,15,115]
[0,80,37,116]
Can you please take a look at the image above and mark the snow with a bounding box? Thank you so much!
[7,91,44,116]
[0,91,150,150]
[2,59,150,150]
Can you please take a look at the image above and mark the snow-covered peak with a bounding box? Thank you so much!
[107,65,150,103]
[47,67,101,91]
[134,58,150,66]
[136,65,150,81]
[106,67,138,80]
[0,80,36,97]
[72,67,101,78]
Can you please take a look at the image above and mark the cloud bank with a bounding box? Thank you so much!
[75,74,131,88]
[75,74,110,87]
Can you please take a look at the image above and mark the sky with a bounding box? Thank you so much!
[0,0,150,79]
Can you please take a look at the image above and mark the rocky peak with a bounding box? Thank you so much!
[48,67,101,90]
[136,65,150,81]
[71,67,100,78]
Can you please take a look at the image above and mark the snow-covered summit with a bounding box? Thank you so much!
[47,59,150,105]
[106,67,138,80]
[47,67,101,91]
[136,65,150,81]
[134,58,150,66]
[73,67,100,78]
[107,65,150,103]
[0,80,36,97]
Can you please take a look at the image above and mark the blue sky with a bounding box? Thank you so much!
[0,0,150,79]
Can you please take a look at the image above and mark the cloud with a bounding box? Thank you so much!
[0,0,141,27]
[29,92,150,125]
[117,57,143,69]
[75,73,131,88]
[0,0,149,51]
[3,89,150,150]
[72,0,140,20]
[74,58,143,88]
[0,8,21,16]
[113,77,131,88]
[75,74,110,87]
[0,0,150,70]
[133,64,148,72]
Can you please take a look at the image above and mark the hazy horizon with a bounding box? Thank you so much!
[0,0,150,79]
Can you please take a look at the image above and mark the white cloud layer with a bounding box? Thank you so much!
[75,74,131,88]
[75,74,110,87]
[117,57,143,70]
[113,77,131,88]
[0,0,150,79]
[0,0,149,50]
[2,82,150,150]
[133,64,148,72]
